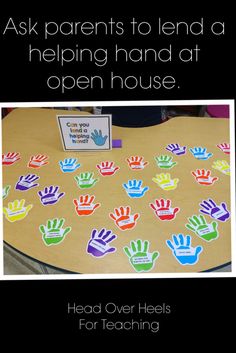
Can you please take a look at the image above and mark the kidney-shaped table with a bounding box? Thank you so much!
[2,108,231,273]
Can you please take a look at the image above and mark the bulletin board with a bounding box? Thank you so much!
[2,108,231,273]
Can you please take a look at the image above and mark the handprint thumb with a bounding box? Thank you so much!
[63,227,72,237]
[152,252,159,262]
[212,221,218,231]
[195,246,203,256]
[26,204,33,213]
[141,186,149,195]
[221,202,228,211]
[173,207,180,214]
[58,193,65,200]
[212,177,219,182]
[106,247,116,254]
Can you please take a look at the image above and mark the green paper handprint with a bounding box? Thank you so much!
[185,215,219,241]
[155,155,177,169]
[124,239,159,272]
[39,218,71,246]
[3,185,11,199]
[74,172,99,189]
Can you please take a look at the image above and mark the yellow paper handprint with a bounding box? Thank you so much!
[152,173,179,191]
[3,199,33,222]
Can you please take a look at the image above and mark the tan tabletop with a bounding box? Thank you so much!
[2,108,231,273]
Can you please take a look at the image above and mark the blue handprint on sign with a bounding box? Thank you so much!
[91,129,108,146]
[123,179,149,198]
[59,158,81,173]
[166,234,202,265]
[189,147,213,160]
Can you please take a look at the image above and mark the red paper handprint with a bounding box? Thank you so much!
[96,161,119,176]
[2,152,21,166]
[149,198,179,221]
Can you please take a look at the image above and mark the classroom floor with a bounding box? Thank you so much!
[4,244,67,275]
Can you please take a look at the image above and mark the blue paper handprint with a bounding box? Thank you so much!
[91,129,108,146]
[166,234,202,265]
[59,158,81,173]
[123,179,149,198]
[189,147,213,160]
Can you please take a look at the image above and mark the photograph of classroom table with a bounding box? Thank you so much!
[2,107,231,274]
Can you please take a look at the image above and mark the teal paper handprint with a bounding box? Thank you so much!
[39,218,71,246]
[124,239,159,272]
[74,172,99,189]
[186,215,219,241]
[166,234,202,265]
[59,158,81,173]
[91,129,108,146]
[155,155,177,169]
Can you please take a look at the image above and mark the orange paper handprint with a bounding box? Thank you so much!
[126,156,149,170]
[28,154,49,168]
[192,169,218,186]
[109,206,140,231]
[73,195,101,216]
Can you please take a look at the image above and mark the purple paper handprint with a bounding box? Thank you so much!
[38,186,65,206]
[87,228,117,258]
[199,198,230,222]
[166,143,187,156]
[15,174,40,191]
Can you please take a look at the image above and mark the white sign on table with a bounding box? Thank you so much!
[57,115,112,151]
